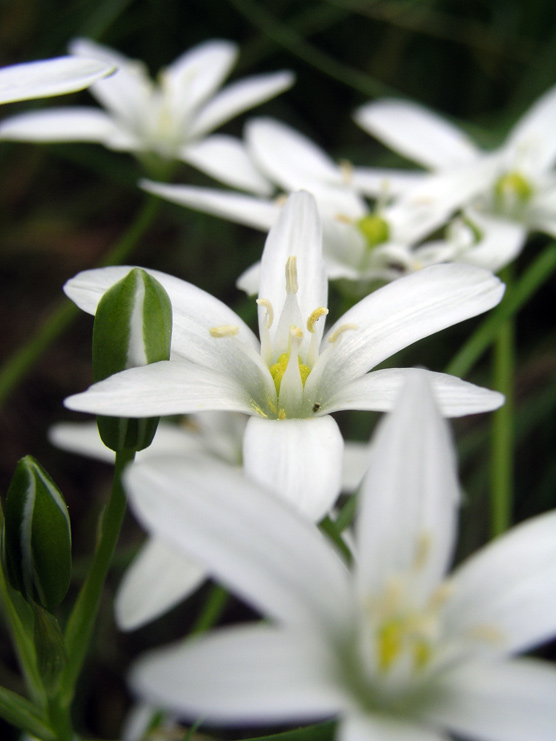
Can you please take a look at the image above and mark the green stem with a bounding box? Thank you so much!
[190,584,229,635]
[445,242,556,379]
[0,195,160,409]
[490,265,515,537]
[319,516,352,563]
[59,449,134,705]
[0,686,55,741]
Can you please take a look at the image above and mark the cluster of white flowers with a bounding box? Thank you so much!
[2,36,556,741]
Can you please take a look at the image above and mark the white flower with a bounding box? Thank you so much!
[0,55,115,104]
[354,87,556,262]
[124,374,556,740]
[64,191,504,520]
[0,39,293,193]
[50,411,368,630]
[141,118,473,285]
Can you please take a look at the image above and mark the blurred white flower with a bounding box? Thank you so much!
[355,87,556,262]
[0,55,115,104]
[125,375,556,740]
[141,117,469,285]
[0,39,293,192]
[63,192,504,521]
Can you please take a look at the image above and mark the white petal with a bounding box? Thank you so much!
[247,117,343,190]
[340,713,448,741]
[237,260,261,295]
[355,374,459,601]
[258,191,327,345]
[165,39,238,117]
[0,107,123,144]
[444,510,556,656]
[321,367,504,417]
[69,38,152,128]
[341,440,371,493]
[140,180,279,229]
[350,166,426,198]
[189,71,295,139]
[64,265,260,367]
[505,83,556,174]
[180,134,273,194]
[319,263,505,392]
[64,360,257,417]
[354,99,479,170]
[423,658,556,741]
[243,416,344,521]
[48,421,115,462]
[0,56,115,104]
[130,624,345,724]
[115,536,205,631]
[456,211,526,272]
[125,455,353,631]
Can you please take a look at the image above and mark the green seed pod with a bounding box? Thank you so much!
[92,267,172,452]
[3,456,71,612]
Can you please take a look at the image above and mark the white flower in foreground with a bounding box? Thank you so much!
[0,55,115,104]
[355,86,556,253]
[125,375,556,740]
[0,39,293,193]
[64,191,504,520]
[50,412,368,630]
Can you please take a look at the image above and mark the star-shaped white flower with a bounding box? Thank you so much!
[355,86,556,264]
[0,39,293,193]
[0,55,115,104]
[141,118,473,285]
[64,191,504,520]
[124,374,556,741]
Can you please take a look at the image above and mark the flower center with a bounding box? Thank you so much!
[357,213,390,249]
[493,170,533,211]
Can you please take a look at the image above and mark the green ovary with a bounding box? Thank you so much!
[269,353,311,393]
[377,618,432,673]
[494,171,533,204]
[357,214,390,249]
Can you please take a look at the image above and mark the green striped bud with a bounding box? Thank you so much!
[92,268,172,452]
[3,456,71,612]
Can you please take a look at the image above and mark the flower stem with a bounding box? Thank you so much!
[490,265,515,537]
[0,195,160,409]
[445,242,556,379]
[59,448,134,705]
[191,584,229,635]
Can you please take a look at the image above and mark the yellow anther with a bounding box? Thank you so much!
[256,298,274,329]
[209,325,239,338]
[467,625,505,646]
[413,534,432,572]
[307,307,329,333]
[328,323,358,344]
[278,408,287,420]
[339,159,354,184]
[377,621,403,672]
[335,213,354,225]
[289,325,303,340]
[285,256,298,294]
[274,193,288,207]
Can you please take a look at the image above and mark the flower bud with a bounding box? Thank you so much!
[3,456,71,611]
[92,268,172,452]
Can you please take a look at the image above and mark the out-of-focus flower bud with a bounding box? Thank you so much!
[3,456,71,612]
[92,268,172,452]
